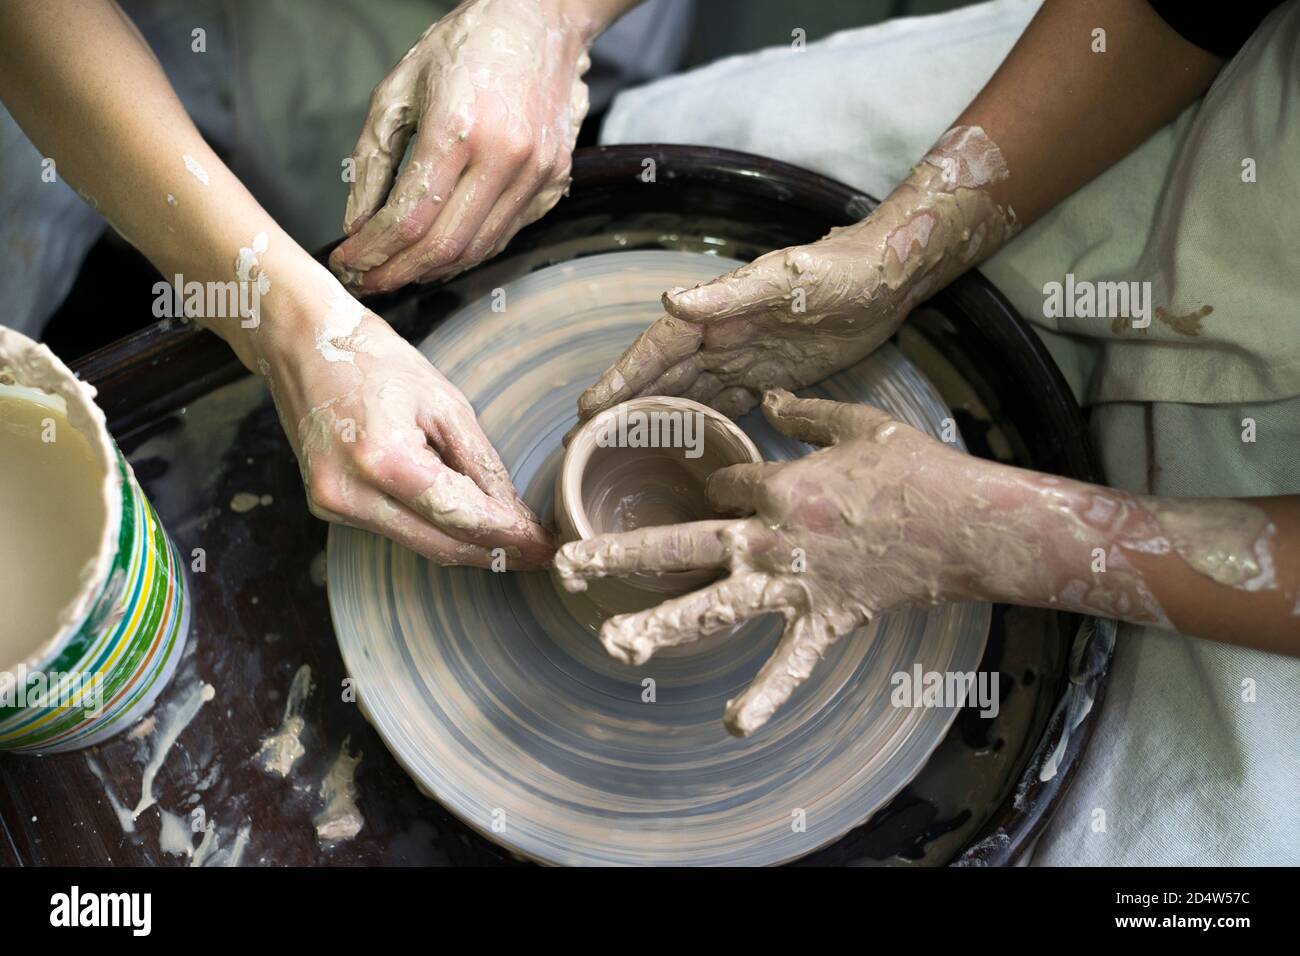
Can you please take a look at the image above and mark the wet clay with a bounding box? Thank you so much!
[258,277,550,570]
[576,126,1019,423]
[335,0,592,287]
[557,396,760,613]
[583,453,712,531]
[557,390,1283,735]
[1146,498,1275,591]
[0,328,119,673]
[0,394,107,668]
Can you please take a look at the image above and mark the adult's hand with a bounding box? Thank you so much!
[0,0,553,570]
[261,290,553,569]
[330,0,615,293]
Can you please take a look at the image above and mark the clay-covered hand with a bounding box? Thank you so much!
[576,127,1019,422]
[329,0,593,294]
[557,387,1299,730]
[261,297,553,569]
[554,389,999,735]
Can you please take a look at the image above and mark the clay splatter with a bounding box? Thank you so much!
[189,823,219,867]
[1156,304,1212,336]
[225,822,253,866]
[254,664,313,777]
[182,154,210,186]
[230,492,274,513]
[1111,303,1212,336]
[86,754,136,835]
[158,808,195,858]
[132,681,215,820]
[314,737,364,844]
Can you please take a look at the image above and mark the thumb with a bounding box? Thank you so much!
[342,74,418,236]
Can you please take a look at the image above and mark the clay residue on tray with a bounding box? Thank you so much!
[314,736,363,844]
[254,664,314,777]
[132,681,215,820]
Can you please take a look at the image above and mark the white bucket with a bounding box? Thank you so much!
[0,326,190,752]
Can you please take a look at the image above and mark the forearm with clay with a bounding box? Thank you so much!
[0,0,551,568]
[922,461,1298,654]
[559,0,1253,734]
[556,393,1299,735]
[576,0,1226,426]
[575,125,1021,422]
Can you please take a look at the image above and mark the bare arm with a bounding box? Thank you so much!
[0,0,302,371]
[954,0,1223,227]
[575,0,1225,421]
[0,0,552,567]
[557,395,1299,735]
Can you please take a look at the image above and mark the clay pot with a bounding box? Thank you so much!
[555,396,760,616]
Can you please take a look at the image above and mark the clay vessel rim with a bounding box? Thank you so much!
[560,395,761,543]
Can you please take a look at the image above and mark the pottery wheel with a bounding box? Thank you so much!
[328,250,990,865]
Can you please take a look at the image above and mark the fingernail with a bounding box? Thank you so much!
[343,209,371,236]
[661,287,688,309]
[665,284,724,318]
[577,386,607,416]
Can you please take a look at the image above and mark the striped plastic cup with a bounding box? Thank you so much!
[0,327,190,752]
